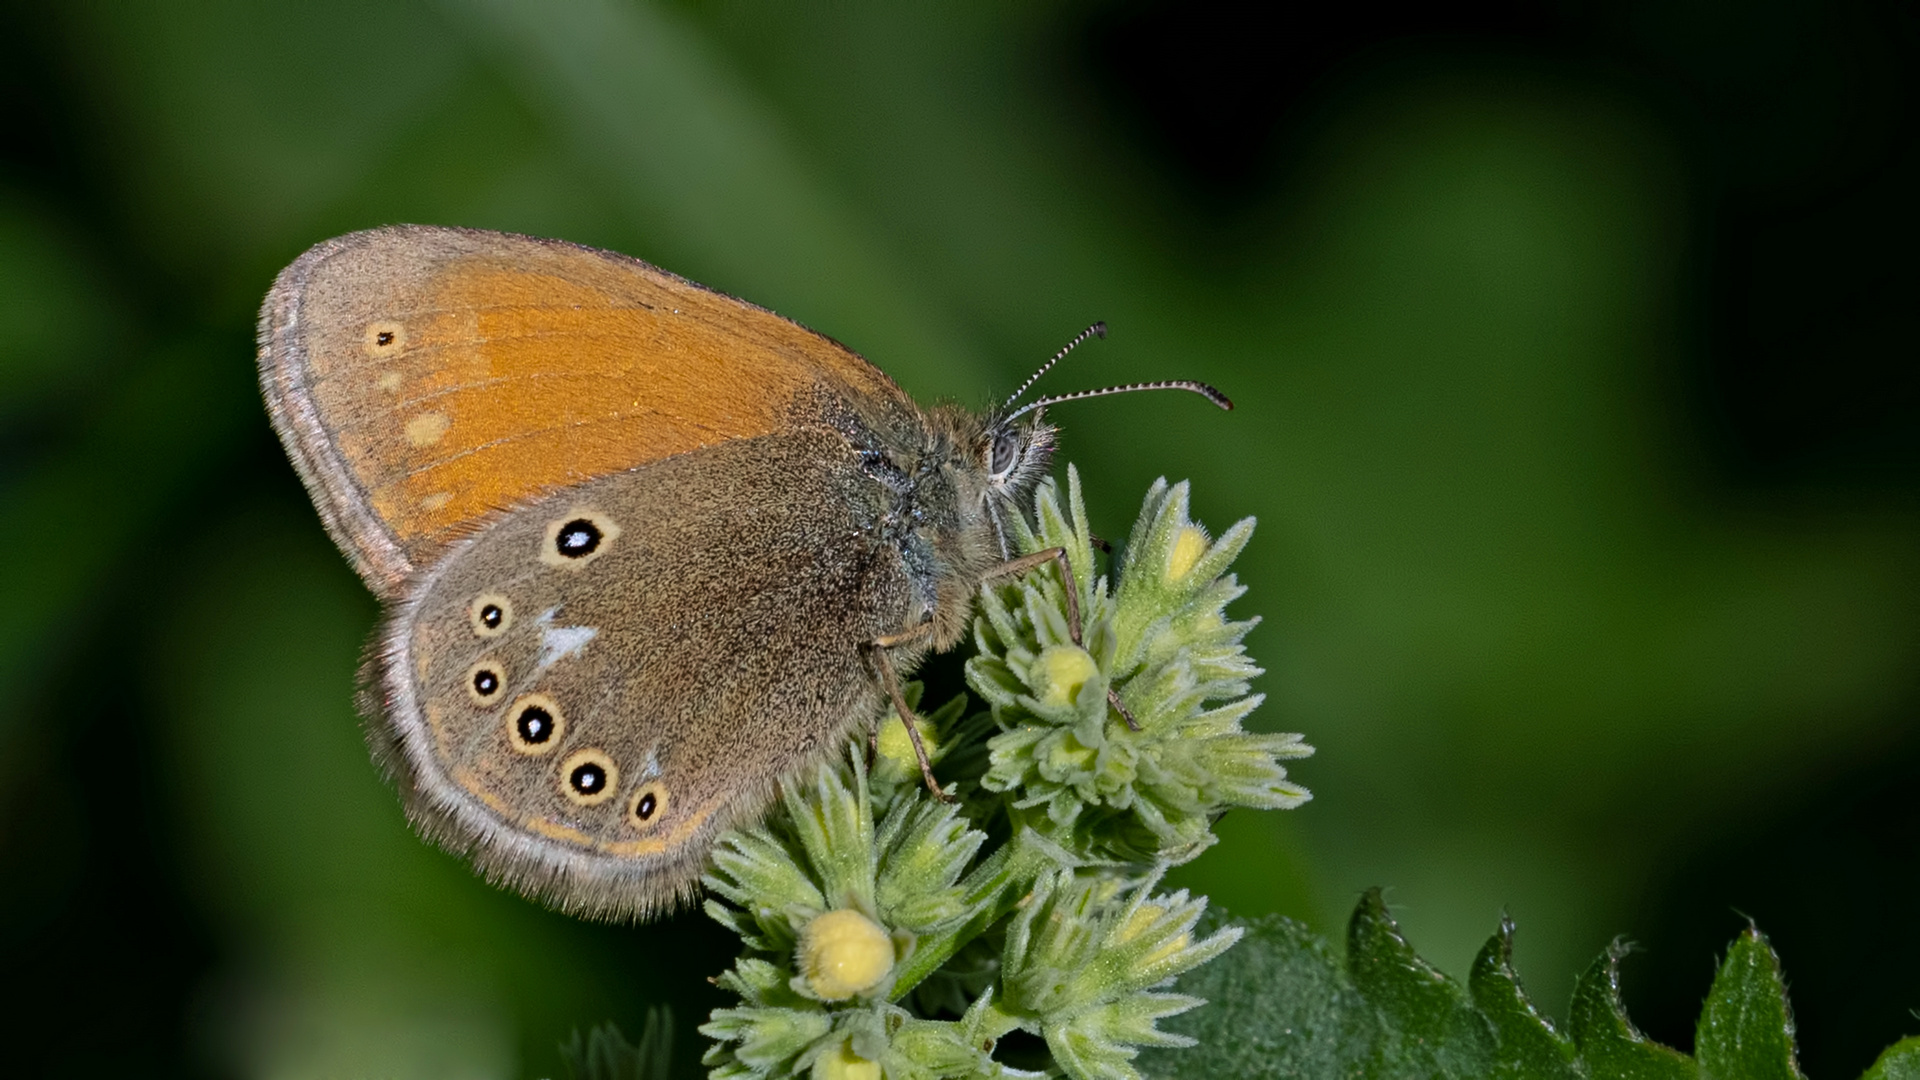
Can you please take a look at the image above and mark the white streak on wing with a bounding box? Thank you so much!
[536,622,599,672]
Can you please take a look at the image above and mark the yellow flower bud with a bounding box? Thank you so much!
[1166,524,1209,581]
[1117,903,1191,967]
[1118,903,1167,942]
[813,1037,882,1080]
[799,908,894,1001]
[1034,644,1099,708]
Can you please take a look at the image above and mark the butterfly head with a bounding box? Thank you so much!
[979,408,1057,534]
[965,322,1233,558]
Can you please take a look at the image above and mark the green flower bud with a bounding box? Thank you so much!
[874,713,938,774]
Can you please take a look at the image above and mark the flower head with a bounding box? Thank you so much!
[1000,869,1238,1080]
[701,753,992,1078]
[701,471,1313,1080]
[971,468,1312,864]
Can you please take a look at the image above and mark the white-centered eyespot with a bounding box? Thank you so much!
[628,782,670,830]
[560,748,619,806]
[539,510,620,569]
[470,593,512,637]
[364,320,407,355]
[505,693,565,755]
[467,660,506,705]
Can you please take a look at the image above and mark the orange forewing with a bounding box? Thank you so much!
[259,226,909,595]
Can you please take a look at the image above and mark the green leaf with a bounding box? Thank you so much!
[1694,926,1805,1080]
[1467,917,1578,1079]
[1346,888,1497,1078]
[1860,1037,1920,1080]
[1567,941,1697,1080]
[1143,895,1833,1080]
[1138,913,1375,1079]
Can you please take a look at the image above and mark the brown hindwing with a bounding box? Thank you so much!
[367,429,915,919]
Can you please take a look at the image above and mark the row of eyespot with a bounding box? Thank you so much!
[461,664,665,826]
[461,567,662,827]
[495,684,668,818]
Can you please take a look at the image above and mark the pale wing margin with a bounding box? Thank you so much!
[259,230,415,596]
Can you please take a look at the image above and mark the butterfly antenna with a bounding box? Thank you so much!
[1007,379,1233,422]
[1005,322,1107,408]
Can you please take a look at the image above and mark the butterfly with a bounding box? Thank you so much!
[258,226,1227,918]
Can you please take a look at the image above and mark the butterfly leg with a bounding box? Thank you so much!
[979,548,1142,731]
[980,547,1082,643]
[864,626,952,802]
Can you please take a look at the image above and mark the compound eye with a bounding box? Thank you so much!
[989,430,1023,479]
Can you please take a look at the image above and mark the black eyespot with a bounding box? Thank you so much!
[471,593,513,637]
[364,321,406,354]
[467,661,506,705]
[516,705,553,744]
[556,518,602,558]
[559,749,618,805]
[570,762,606,794]
[504,693,565,755]
[628,784,669,828]
[541,511,619,569]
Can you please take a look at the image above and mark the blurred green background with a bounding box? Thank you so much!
[2,1,1915,1077]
